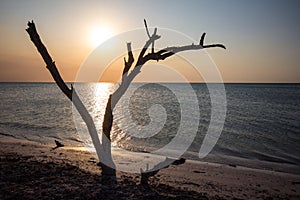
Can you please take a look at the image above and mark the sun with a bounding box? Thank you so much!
[89,26,113,47]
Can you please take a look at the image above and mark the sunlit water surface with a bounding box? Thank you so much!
[0,83,299,174]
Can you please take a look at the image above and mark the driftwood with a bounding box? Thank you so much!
[26,20,225,185]
[52,140,64,150]
[140,158,186,186]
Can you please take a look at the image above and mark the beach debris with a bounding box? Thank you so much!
[171,158,186,165]
[52,140,64,150]
[292,181,300,185]
[228,164,237,168]
[140,157,187,185]
[193,170,206,174]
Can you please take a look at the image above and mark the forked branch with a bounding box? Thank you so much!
[113,20,226,109]
[121,20,226,87]
[138,26,226,66]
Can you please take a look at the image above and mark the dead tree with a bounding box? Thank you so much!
[26,20,225,184]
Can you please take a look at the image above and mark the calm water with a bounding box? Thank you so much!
[0,82,299,174]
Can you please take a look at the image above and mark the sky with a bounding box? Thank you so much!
[0,0,300,83]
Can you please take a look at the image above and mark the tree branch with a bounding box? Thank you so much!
[135,21,226,71]
[143,19,151,38]
[142,32,226,63]
[26,21,72,100]
[122,42,134,76]
[113,20,226,109]
[136,34,161,67]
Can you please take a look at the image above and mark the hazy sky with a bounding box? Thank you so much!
[0,0,299,82]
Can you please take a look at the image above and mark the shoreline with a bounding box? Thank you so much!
[1,137,300,199]
[2,135,299,175]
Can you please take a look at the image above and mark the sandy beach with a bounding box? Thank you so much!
[1,138,299,199]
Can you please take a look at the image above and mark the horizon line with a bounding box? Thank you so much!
[1,81,300,84]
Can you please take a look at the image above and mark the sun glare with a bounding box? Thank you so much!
[89,26,113,47]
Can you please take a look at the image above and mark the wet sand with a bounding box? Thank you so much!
[1,138,299,199]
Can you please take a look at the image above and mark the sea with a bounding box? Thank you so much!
[0,82,299,174]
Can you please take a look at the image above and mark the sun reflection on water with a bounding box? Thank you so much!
[73,82,116,150]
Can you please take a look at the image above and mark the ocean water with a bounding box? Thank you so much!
[0,82,299,174]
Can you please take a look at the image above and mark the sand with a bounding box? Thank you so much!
[1,138,299,199]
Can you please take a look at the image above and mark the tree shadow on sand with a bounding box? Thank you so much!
[0,154,210,200]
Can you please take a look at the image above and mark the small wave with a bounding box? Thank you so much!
[251,151,298,165]
[0,121,52,131]
[0,132,16,138]
[65,137,83,144]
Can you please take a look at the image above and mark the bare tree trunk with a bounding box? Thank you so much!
[99,95,116,178]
